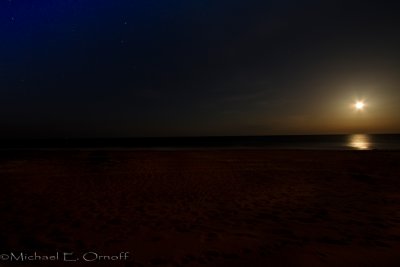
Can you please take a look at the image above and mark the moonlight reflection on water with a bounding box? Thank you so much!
[348,134,371,150]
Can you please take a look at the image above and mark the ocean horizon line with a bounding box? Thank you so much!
[1,134,400,150]
[1,132,400,140]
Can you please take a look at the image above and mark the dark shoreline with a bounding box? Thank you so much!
[1,149,400,266]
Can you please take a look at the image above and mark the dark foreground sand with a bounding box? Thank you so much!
[1,150,400,267]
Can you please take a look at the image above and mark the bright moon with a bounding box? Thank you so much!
[354,101,365,110]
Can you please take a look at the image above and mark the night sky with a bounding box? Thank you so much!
[1,0,400,138]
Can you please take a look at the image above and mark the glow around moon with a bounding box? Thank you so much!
[354,101,365,111]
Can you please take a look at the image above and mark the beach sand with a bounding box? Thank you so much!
[1,150,400,266]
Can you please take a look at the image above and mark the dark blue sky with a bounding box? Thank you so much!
[1,0,400,137]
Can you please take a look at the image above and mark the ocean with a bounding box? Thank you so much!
[1,134,400,150]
